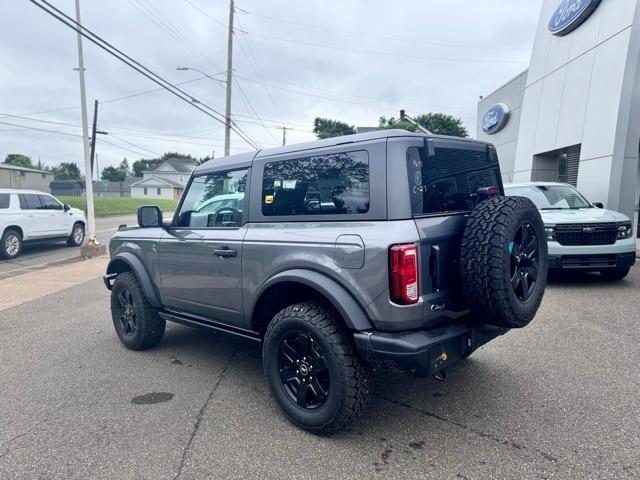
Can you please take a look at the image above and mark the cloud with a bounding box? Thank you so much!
[0,0,542,172]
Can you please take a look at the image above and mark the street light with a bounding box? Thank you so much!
[177,66,230,156]
[176,66,225,84]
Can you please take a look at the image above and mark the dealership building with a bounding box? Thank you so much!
[477,0,640,229]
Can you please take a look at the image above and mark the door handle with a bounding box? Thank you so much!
[430,244,441,292]
[214,247,237,258]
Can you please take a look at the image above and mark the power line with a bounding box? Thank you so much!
[234,72,474,113]
[233,77,280,144]
[181,0,227,29]
[238,8,531,52]
[29,0,260,150]
[243,31,528,65]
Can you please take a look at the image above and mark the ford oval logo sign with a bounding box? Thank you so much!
[548,0,602,36]
[481,103,510,135]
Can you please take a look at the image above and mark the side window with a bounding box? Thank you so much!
[176,169,248,228]
[261,150,370,217]
[39,195,63,210]
[19,194,42,210]
[0,194,10,209]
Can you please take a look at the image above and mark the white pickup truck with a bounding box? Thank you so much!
[0,189,86,259]
[505,182,636,280]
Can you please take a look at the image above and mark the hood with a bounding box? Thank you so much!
[69,207,86,217]
[540,208,630,225]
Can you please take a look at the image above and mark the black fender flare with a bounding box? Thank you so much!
[252,269,374,331]
[106,252,162,308]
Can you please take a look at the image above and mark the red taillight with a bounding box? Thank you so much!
[389,244,419,305]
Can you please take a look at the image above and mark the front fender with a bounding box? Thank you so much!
[106,252,162,308]
[252,269,374,331]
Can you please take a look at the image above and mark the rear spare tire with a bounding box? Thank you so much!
[460,196,547,329]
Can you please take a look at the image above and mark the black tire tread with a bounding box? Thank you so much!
[111,272,165,350]
[264,301,370,435]
[460,196,547,328]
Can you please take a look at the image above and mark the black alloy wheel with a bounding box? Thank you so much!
[117,288,138,337]
[510,222,540,301]
[278,331,330,410]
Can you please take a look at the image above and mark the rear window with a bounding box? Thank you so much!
[19,194,42,210]
[262,151,370,216]
[406,140,501,216]
[0,194,10,209]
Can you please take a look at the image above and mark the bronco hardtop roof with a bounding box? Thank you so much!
[195,129,490,174]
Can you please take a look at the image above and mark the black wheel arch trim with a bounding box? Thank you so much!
[251,269,374,332]
[106,252,162,308]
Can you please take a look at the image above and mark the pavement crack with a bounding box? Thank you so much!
[378,394,560,465]
[173,345,242,480]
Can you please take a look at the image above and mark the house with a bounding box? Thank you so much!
[0,163,54,191]
[131,157,197,199]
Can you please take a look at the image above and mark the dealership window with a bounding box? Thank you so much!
[261,151,370,216]
[0,194,10,209]
[144,187,148,196]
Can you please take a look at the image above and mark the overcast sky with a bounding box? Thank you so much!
[0,0,543,174]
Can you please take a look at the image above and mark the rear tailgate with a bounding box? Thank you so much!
[406,138,503,313]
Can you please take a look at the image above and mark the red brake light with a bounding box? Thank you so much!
[389,244,419,305]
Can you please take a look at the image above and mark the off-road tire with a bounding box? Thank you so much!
[110,272,165,350]
[67,222,85,247]
[460,196,548,329]
[600,266,630,280]
[1,228,22,260]
[263,301,371,435]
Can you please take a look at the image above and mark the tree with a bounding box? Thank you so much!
[4,153,33,168]
[101,165,126,182]
[379,113,469,138]
[132,159,161,177]
[132,152,197,177]
[313,118,355,139]
[119,158,131,177]
[51,162,81,180]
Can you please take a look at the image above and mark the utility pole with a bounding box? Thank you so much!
[276,126,288,146]
[75,0,95,242]
[89,99,98,181]
[74,0,103,255]
[224,0,234,157]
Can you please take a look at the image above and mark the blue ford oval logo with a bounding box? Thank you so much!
[548,0,602,36]
[481,103,509,135]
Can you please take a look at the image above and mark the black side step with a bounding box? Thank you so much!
[159,310,261,342]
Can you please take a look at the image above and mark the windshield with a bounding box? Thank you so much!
[195,197,240,214]
[505,185,592,210]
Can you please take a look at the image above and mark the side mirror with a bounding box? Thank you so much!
[137,205,163,228]
[593,202,604,209]
[63,204,70,212]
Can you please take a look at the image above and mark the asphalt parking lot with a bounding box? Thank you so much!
[1,267,639,479]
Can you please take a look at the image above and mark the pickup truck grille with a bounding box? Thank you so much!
[554,223,618,246]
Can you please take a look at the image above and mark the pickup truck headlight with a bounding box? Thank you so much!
[617,222,632,239]
[544,226,555,241]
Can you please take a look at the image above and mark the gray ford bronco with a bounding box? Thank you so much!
[104,130,548,434]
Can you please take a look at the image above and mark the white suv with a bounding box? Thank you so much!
[0,189,86,259]
[505,182,635,280]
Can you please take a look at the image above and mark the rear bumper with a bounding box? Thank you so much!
[548,252,636,270]
[354,324,507,376]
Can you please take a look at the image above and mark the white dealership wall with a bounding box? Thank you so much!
[478,0,640,226]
